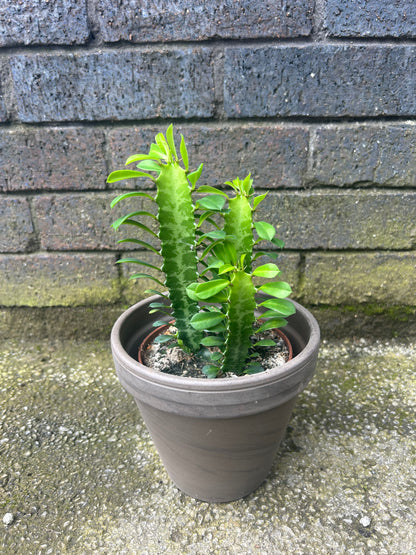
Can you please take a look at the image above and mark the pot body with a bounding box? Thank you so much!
[111,296,320,502]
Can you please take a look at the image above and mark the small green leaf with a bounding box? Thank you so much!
[255,221,276,241]
[253,192,268,210]
[180,134,189,171]
[200,258,223,274]
[224,179,239,193]
[218,264,235,275]
[116,258,161,272]
[187,163,203,188]
[194,279,229,300]
[200,336,224,347]
[256,318,287,333]
[205,291,229,303]
[112,219,158,238]
[107,170,154,183]
[252,251,279,261]
[149,144,167,160]
[256,310,281,319]
[244,363,264,375]
[258,281,292,298]
[196,195,226,211]
[186,282,199,301]
[252,263,280,278]
[165,124,178,159]
[190,311,225,330]
[241,174,252,195]
[208,322,226,333]
[271,237,285,249]
[258,298,296,316]
[149,302,168,309]
[197,210,218,229]
[110,191,155,208]
[213,241,237,266]
[116,238,160,255]
[137,160,162,173]
[197,230,226,245]
[197,185,229,198]
[202,365,220,379]
[125,154,158,165]
[253,339,276,347]
[155,133,169,155]
[112,211,157,230]
[152,320,169,327]
[154,335,173,344]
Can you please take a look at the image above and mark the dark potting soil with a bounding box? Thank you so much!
[141,326,290,378]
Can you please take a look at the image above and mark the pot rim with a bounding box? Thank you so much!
[111,295,320,394]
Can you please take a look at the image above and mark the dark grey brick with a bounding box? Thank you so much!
[0,97,7,122]
[96,0,313,42]
[224,45,416,117]
[0,197,36,253]
[11,49,215,123]
[0,253,120,306]
[303,252,416,305]
[325,0,416,38]
[309,125,416,187]
[107,124,309,189]
[32,193,158,251]
[0,128,107,192]
[0,0,89,46]
[0,59,13,122]
[256,191,416,250]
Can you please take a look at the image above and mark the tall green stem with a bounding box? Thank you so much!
[156,162,202,352]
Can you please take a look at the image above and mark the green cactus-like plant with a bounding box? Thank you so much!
[108,126,203,352]
[109,127,294,377]
[188,176,295,377]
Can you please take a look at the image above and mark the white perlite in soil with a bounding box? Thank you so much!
[141,326,290,378]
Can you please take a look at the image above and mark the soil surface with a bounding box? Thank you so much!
[141,326,290,378]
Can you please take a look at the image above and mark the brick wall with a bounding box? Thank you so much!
[0,0,415,308]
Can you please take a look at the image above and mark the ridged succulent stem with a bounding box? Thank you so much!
[156,163,203,352]
[222,270,256,375]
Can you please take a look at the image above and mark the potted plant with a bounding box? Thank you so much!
[109,126,320,502]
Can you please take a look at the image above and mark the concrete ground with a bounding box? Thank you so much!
[1,309,415,554]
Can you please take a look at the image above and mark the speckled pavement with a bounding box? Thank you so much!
[1,334,415,554]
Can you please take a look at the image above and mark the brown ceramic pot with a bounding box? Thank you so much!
[111,295,320,502]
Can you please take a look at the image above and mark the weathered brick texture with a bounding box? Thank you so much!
[32,193,157,251]
[256,191,416,250]
[0,198,36,253]
[10,49,216,123]
[309,125,416,187]
[0,128,107,192]
[0,254,120,306]
[224,46,416,117]
[95,0,314,42]
[0,0,90,46]
[0,1,415,309]
[303,253,416,305]
[325,0,416,38]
